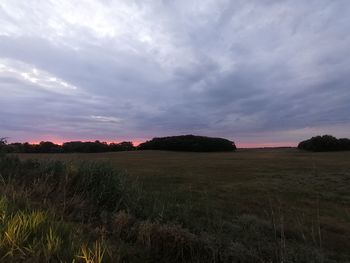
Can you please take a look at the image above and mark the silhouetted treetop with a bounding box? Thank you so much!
[138,135,236,152]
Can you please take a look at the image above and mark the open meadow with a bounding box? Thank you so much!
[12,148,350,262]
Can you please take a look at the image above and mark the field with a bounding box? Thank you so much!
[1,149,349,262]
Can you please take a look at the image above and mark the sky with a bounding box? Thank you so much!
[0,0,350,147]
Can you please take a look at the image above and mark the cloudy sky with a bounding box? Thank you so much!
[0,0,350,147]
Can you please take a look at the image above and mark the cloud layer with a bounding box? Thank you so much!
[1,0,350,146]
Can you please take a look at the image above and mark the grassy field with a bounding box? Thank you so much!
[14,148,350,262]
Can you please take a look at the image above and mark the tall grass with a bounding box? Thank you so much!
[0,196,77,262]
[0,155,140,217]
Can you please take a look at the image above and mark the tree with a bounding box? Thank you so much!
[298,135,350,152]
[138,135,236,152]
[37,141,62,153]
[109,141,135,151]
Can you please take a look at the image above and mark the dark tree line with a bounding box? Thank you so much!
[1,135,237,153]
[62,141,135,153]
[138,135,236,152]
[298,135,350,152]
[2,140,135,153]
[5,135,350,153]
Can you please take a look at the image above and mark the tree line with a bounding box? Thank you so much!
[0,135,237,153]
[0,140,135,153]
[2,134,350,153]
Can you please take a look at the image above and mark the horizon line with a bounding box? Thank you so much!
[5,138,297,149]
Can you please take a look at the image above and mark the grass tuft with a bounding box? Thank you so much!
[78,240,106,263]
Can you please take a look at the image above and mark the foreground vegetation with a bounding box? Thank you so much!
[1,149,349,262]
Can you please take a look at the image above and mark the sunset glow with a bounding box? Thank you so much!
[26,138,145,147]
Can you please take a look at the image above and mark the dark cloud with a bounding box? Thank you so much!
[0,0,350,146]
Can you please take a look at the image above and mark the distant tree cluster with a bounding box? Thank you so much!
[2,140,135,153]
[298,135,350,152]
[62,141,134,153]
[138,135,236,152]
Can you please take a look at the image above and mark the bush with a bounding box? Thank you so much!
[138,135,236,152]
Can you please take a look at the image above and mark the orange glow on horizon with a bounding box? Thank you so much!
[26,138,145,146]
